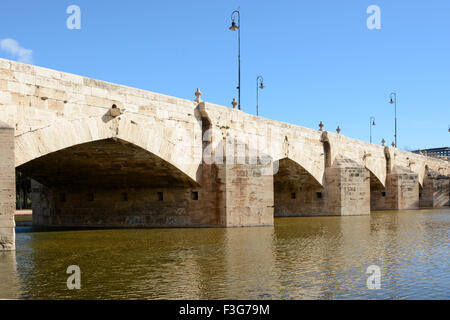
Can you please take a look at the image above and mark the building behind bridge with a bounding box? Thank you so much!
[412,147,450,159]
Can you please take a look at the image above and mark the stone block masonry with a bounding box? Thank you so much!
[0,121,15,251]
[420,167,450,208]
[325,158,370,216]
[274,158,370,217]
[371,166,420,210]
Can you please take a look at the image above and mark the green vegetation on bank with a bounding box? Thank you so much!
[16,171,32,210]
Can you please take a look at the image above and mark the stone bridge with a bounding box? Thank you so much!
[0,58,449,250]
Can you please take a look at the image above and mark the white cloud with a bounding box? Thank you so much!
[0,38,33,64]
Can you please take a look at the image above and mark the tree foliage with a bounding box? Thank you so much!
[16,170,31,210]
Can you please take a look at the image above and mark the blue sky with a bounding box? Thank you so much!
[0,0,449,149]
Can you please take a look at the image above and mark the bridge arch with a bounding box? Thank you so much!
[273,157,322,187]
[272,150,324,188]
[14,116,207,228]
[14,116,200,184]
[273,157,324,217]
[365,165,386,188]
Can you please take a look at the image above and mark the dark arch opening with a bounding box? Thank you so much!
[17,138,201,228]
[18,138,198,189]
[273,158,324,217]
[15,170,32,211]
[323,140,331,168]
[369,171,386,211]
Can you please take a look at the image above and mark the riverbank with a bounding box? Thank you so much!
[15,210,32,216]
[14,212,32,227]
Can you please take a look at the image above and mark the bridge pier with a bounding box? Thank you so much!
[199,107,274,227]
[420,167,450,208]
[0,122,15,251]
[324,158,371,216]
[215,163,274,227]
[274,157,370,217]
[371,166,419,211]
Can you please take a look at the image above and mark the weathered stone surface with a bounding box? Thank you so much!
[221,163,274,227]
[326,158,371,216]
[0,121,15,251]
[274,157,371,217]
[420,167,450,208]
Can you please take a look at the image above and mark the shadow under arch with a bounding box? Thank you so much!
[16,134,203,229]
[367,168,385,190]
[273,157,324,217]
[14,116,200,185]
[17,138,200,189]
[369,169,386,211]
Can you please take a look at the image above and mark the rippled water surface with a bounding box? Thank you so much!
[1,208,449,299]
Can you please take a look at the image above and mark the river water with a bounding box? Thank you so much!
[0,208,449,300]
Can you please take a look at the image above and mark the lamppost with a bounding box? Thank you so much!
[229,8,241,110]
[389,92,397,147]
[370,116,376,144]
[256,76,264,116]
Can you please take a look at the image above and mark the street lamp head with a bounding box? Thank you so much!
[257,76,264,89]
[229,21,239,31]
[389,92,396,104]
